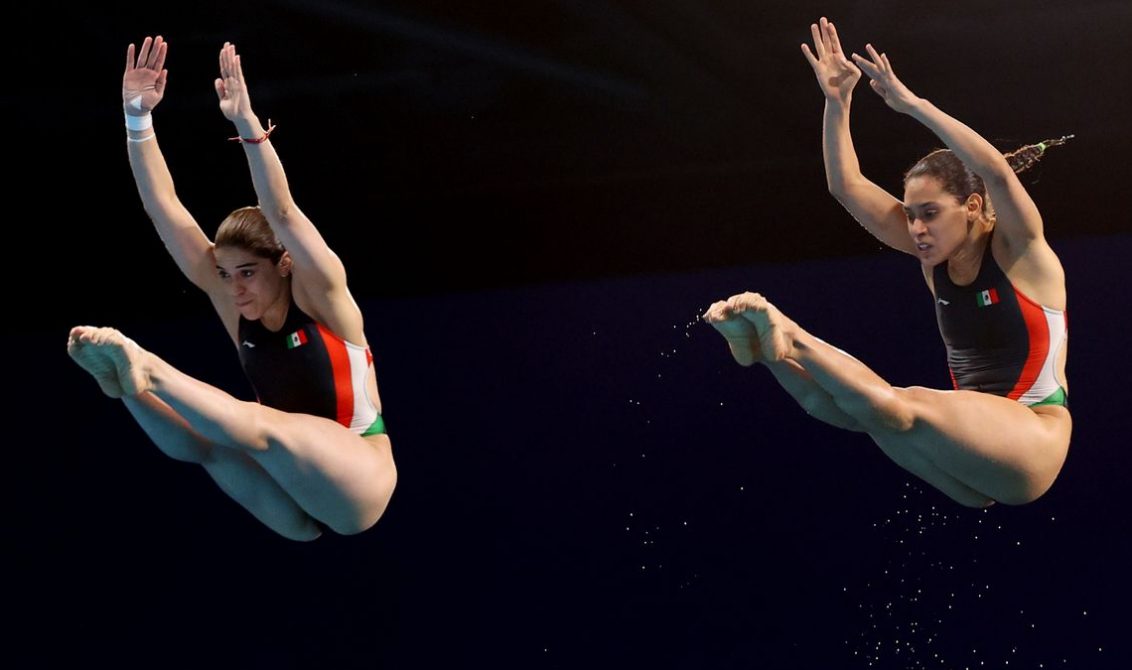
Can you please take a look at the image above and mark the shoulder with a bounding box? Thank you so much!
[991,232,1066,309]
[291,281,368,345]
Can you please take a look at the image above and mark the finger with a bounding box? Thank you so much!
[880,52,894,73]
[225,44,236,79]
[865,44,884,71]
[810,23,826,60]
[800,43,819,68]
[835,52,859,72]
[235,54,246,84]
[153,39,168,73]
[125,43,135,72]
[851,53,880,78]
[219,42,229,79]
[146,35,163,68]
[827,22,844,54]
[137,36,152,69]
[820,17,836,54]
[155,69,168,95]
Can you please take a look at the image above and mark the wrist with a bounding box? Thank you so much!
[825,94,852,110]
[902,96,931,117]
[232,115,261,135]
[124,109,153,132]
[229,117,276,145]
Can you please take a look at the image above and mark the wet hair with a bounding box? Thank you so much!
[903,135,1073,215]
[214,206,285,263]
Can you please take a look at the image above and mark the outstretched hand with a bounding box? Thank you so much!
[215,42,254,122]
[850,44,921,114]
[801,17,860,102]
[123,36,169,115]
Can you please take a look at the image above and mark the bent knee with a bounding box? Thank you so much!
[956,495,996,509]
[843,386,920,433]
[327,470,398,536]
[280,519,324,542]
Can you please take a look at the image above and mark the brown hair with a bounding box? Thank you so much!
[903,135,1073,214]
[214,206,285,263]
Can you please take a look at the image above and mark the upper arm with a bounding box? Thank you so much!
[982,162,1045,246]
[143,199,222,291]
[830,177,918,255]
[265,204,348,296]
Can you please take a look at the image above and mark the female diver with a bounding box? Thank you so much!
[68,37,396,539]
[705,18,1071,507]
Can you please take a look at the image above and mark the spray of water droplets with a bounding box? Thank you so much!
[844,482,1100,669]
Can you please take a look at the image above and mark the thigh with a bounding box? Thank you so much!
[202,447,323,541]
[875,387,1071,505]
[250,408,397,534]
[870,435,995,508]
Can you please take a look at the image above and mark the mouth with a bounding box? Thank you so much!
[915,242,932,253]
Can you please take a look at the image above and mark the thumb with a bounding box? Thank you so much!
[214,78,226,99]
[155,69,168,95]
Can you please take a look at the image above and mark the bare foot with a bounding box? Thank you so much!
[703,300,763,366]
[67,326,152,398]
[728,292,794,362]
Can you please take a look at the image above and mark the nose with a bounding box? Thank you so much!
[908,217,927,235]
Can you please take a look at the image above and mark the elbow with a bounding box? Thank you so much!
[259,200,297,225]
[827,182,854,204]
[979,155,1016,185]
[826,173,864,200]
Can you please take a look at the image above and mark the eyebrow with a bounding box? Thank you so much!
[215,262,260,270]
[903,201,939,211]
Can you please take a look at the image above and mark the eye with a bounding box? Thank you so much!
[241,270,255,278]
[218,269,230,279]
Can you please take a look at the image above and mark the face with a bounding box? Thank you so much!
[902,176,975,266]
[213,246,290,320]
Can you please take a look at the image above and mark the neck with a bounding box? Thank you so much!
[258,282,292,331]
[948,220,992,271]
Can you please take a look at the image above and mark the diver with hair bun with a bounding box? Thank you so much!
[68,37,395,540]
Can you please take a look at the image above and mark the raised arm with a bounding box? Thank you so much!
[214,43,347,297]
[851,44,1044,247]
[802,19,916,255]
[124,36,217,290]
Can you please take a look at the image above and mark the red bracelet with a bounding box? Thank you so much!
[229,119,276,144]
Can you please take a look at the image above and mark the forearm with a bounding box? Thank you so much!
[126,122,180,210]
[232,115,296,220]
[906,99,1012,181]
[822,98,866,193]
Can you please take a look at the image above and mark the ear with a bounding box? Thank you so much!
[278,251,294,277]
[965,192,984,220]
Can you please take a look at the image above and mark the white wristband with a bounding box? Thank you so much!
[127,133,155,143]
[125,111,153,132]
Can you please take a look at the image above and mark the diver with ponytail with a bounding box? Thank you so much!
[704,17,1073,507]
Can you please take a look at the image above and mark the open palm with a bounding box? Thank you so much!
[123,36,168,114]
[801,18,860,102]
[214,42,254,122]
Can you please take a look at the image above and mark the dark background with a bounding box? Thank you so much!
[6,1,1131,667]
